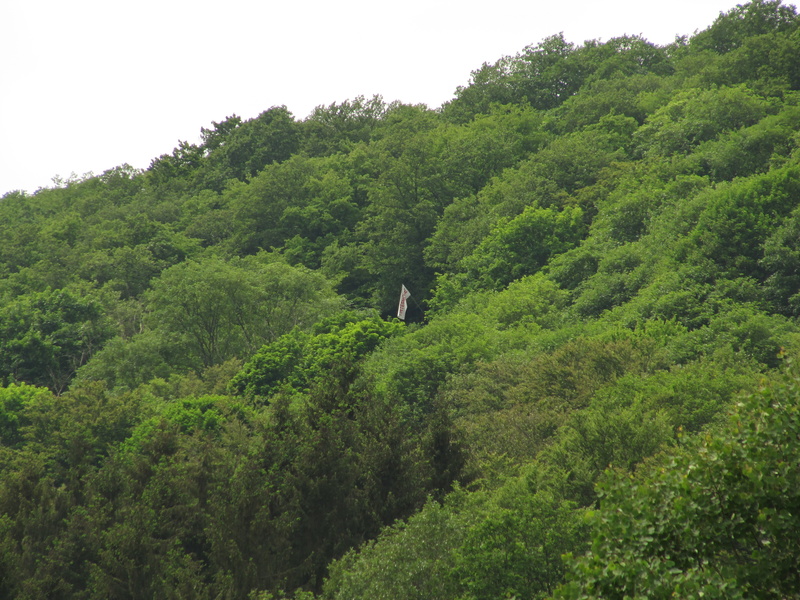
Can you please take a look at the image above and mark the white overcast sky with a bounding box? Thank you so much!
[0,0,769,195]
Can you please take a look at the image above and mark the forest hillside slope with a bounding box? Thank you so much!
[1,1,800,598]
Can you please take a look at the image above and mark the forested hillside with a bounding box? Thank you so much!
[2,1,800,597]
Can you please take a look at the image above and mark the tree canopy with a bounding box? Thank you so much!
[2,2,800,598]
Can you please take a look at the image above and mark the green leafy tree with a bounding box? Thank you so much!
[224,153,361,264]
[454,488,588,600]
[634,85,777,156]
[445,33,672,122]
[147,139,206,195]
[230,311,404,399]
[555,360,800,599]
[693,104,800,181]
[701,22,800,91]
[74,329,192,392]
[145,255,344,369]
[446,33,579,119]
[302,95,390,156]
[461,205,586,291]
[686,164,800,280]
[0,383,52,447]
[324,494,479,600]
[0,286,115,393]
[761,201,800,315]
[551,73,669,134]
[199,106,301,190]
[425,118,632,282]
[691,0,798,54]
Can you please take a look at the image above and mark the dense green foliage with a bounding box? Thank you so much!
[3,1,800,597]
[555,358,800,599]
